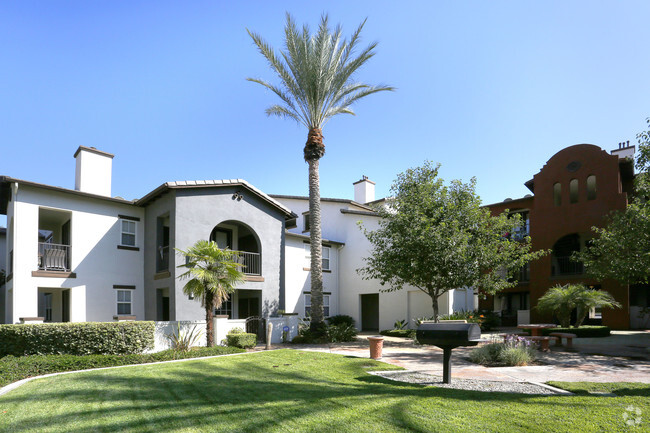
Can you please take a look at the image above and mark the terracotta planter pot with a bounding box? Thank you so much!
[368,336,385,360]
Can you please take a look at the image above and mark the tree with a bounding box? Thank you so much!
[536,284,620,328]
[578,117,650,284]
[247,14,393,330]
[176,240,246,347]
[359,162,546,321]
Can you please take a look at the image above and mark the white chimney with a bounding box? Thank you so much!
[353,175,375,204]
[611,140,635,160]
[74,146,114,197]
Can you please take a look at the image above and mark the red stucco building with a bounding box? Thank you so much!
[479,142,646,329]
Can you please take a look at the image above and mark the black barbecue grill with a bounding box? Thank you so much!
[416,322,482,384]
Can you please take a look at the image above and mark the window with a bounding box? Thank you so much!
[120,220,136,246]
[303,212,310,232]
[322,246,330,270]
[587,175,597,200]
[304,244,331,270]
[116,290,132,315]
[304,294,330,317]
[553,183,562,206]
[570,179,579,204]
[215,298,232,319]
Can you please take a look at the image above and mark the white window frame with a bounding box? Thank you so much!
[304,294,330,318]
[120,219,137,247]
[116,289,132,315]
[303,244,331,271]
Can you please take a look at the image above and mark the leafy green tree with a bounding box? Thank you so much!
[176,240,246,347]
[247,14,393,330]
[536,283,620,328]
[579,118,650,284]
[359,162,546,321]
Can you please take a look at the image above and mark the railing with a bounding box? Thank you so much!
[552,256,583,276]
[157,246,170,272]
[38,242,71,272]
[238,251,261,276]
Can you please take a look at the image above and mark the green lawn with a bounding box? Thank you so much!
[0,349,648,432]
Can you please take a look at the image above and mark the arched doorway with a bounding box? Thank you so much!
[209,221,261,276]
[551,234,583,276]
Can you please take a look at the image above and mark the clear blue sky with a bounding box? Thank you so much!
[1,1,649,225]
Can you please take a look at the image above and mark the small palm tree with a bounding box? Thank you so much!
[176,240,246,347]
[536,284,582,328]
[247,14,393,330]
[536,283,621,328]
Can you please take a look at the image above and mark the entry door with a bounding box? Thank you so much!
[62,289,70,322]
[213,229,232,249]
[361,294,379,331]
[238,297,259,319]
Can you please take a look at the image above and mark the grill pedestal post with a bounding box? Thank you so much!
[442,347,452,384]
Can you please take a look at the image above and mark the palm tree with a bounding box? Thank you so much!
[176,240,246,347]
[536,283,621,328]
[247,14,393,330]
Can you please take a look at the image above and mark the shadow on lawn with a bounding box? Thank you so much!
[0,350,643,433]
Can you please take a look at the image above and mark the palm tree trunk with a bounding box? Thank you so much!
[205,291,215,347]
[305,128,325,331]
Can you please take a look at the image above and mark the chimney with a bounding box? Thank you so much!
[74,146,114,197]
[611,140,635,160]
[353,175,375,204]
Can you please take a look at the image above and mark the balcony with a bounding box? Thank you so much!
[552,256,583,276]
[239,251,261,276]
[38,242,71,272]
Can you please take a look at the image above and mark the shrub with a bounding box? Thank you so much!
[0,322,155,357]
[326,315,355,327]
[291,321,356,344]
[225,330,257,349]
[438,310,501,331]
[533,325,611,338]
[469,336,536,366]
[393,319,408,330]
[167,324,203,352]
[326,324,358,343]
[0,346,244,388]
[379,329,416,338]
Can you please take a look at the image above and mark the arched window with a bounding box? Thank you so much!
[553,183,562,206]
[587,175,597,200]
[569,179,579,204]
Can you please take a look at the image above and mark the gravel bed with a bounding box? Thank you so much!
[372,371,558,395]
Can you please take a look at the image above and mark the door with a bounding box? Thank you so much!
[213,229,233,249]
[361,294,379,331]
[238,297,259,318]
[61,289,70,322]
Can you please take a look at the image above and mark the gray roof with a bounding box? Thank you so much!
[137,179,297,218]
[270,194,376,211]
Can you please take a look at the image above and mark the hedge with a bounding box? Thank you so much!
[523,325,611,338]
[379,329,416,338]
[225,332,257,349]
[0,322,155,357]
[0,346,245,388]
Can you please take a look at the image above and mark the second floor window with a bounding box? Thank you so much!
[121,220,136,247]
[304,244,331,271]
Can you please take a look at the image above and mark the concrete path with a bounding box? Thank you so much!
[285,330,650,384]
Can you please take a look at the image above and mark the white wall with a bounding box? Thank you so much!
[6,183,144,323]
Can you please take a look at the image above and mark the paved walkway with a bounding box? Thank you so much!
[284,330,650,384]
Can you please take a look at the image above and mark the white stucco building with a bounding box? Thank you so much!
[0,147,474,330]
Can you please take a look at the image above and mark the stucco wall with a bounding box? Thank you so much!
[5,183,144,324]
[171,186,286,321]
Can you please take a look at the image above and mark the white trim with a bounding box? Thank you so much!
[119,219,136,247]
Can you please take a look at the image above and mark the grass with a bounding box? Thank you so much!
[0,349,648,432]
